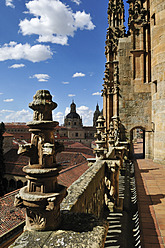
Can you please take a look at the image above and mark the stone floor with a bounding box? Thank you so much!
[134,140,165,248]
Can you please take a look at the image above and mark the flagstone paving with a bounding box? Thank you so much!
[134,140,165,248]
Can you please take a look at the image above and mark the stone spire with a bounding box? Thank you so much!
[93,103,101,127]
[102,0,124,151]
[14,90,67,231]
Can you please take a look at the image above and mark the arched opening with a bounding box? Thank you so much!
[130,127,145,159]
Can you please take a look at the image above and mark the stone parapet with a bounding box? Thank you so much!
[9,212,108,248]
[9,160,109,248]
[61,160,106,218]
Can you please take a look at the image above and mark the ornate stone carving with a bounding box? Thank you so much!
[94,116,107,160]
[14,90,67,231]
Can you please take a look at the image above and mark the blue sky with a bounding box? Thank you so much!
[0,0,128,126]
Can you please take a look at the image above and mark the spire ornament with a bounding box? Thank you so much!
[15,90,67,231]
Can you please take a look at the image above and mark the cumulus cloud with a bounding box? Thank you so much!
[72,72,85,78]
[6,0,15,8]
[0,42,52,62]
[3,109,33,123]
[9,63,25,69]
[77,106,93,126]
[19,0,95,45]
[62,81,70,85]
[68,94,75,97]
[65,107,70,116]
[30,73,50,82]
[3,99,14,102]
[71,0,81,5]
[53,111,64,125]
[92,92,101,96]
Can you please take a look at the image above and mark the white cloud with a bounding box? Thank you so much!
[53,111,64,124]
[3,109,33,123]
[65,107,70,116]
[0,109,14,113]
[6,0,15,8]
[0,93,3,95]
[3,99,14,102]
[68,94,75,97]
[71,0,81,5]
[72,72,85,78]
[30,73,50,82]
[62,81,69,85]
[19,0,95,45]
[77,106,93,126]
[92,92,101,96]
[0,42,52,62]
[9,63,25,69]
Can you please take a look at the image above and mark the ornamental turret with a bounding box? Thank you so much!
[14,90,67,231]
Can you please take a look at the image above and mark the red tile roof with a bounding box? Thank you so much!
[0,189,25,236]
[3,132,14,137]
[58,161,89,187]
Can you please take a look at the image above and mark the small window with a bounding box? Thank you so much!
[74,122,76,125]
[151,13,156,25]
[75,133,78,137]
[153,80,157,93]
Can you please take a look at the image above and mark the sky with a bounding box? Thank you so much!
[0,0,129,126]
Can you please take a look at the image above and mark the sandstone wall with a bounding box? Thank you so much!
[118,36,152,158]
[150,0,165,163]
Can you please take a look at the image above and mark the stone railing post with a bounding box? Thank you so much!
[14,90,67,231]
[94,116,107,160]
[105,160,120,211]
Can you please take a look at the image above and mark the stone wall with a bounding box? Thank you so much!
[61,160,106,218]
[118,36,152,158]
[150,0,165,163]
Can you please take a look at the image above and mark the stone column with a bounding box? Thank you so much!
[14,90,67,231]
[94,116,107,160]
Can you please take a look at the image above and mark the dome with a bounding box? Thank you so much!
[66,112,80,119]
[65,101,80,119]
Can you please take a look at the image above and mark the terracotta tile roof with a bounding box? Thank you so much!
[58,161,89,187]
[4,149,28,176]
[3,132,14,137]
[56,152,87,168]
[0,189,25,236]
[65,147,94,156]
[68,142,87,148]
[5,123,28,129]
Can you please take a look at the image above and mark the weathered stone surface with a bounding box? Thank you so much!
[15,90,67,231]
[9,213,109,248]
[61,160,105,218]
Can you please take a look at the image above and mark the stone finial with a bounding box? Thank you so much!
[29,90,57,121]
[15,90,67,231]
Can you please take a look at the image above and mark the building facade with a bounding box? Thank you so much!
[103,0,165,163]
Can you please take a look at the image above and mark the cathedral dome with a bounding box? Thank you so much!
[66,112,80,119]
[65,101,80,119]
[64,101,83,128]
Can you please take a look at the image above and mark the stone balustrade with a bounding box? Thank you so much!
[61,160,106,218]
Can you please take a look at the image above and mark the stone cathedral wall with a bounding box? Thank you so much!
[150,0,165,163]
[118,36,152,158]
